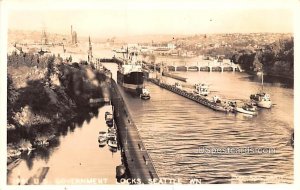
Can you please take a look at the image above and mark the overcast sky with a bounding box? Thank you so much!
[6,0,295,38]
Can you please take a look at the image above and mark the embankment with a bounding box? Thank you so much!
[110,80,159,184]
[7,52,109,164]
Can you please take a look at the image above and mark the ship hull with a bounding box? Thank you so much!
[117,71,144,94]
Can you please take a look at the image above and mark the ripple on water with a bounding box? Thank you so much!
[107,67,293,184]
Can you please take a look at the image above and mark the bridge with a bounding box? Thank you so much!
[94,57,243,73]
[142,60,242,73]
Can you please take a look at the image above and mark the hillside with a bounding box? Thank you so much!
[7,52,109,162]
[231,37,293,79]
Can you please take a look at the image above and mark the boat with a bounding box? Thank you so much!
[98,140,107,147]
[194,83,209,96]
[235,105,258,116]
[106,119,114,127]
[98,131,107,143]
[105,111,113,122]
[107,132,116,140]
[108,140,118,148]
[250,72,272,108]
[140,88,150,100]
[108,127,117,134]
[116,165,126,180]
[250,93,272,108]
[174,82,182,90]
[245,102,257,111]
[117,48,144,94]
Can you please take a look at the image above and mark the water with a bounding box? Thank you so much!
[103,56,294,184]
[7,106,122,185]
[8,49,293,184]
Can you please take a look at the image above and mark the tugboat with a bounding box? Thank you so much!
[194,83,209,96]
[140,87,150,100]
[250,72,272,108]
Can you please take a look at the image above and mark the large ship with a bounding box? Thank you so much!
[117,50,144,94]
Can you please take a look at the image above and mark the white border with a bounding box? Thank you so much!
[0,0,298,190]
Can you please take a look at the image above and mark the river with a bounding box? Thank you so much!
[7,106,122,185]
[103,53,294,184]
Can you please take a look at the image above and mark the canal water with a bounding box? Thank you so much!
[103,54,294,184]
[7,48,293,184]
[7,105,122,185]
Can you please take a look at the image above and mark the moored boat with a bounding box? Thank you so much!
[235,105,258,116]
[108,139,118,149]
[250,71,272,108]
[250,93,272,108]
[107,132,116,140]
[140,88,150,100]
[98,140,107,147]
[105,111,113,122]
[108,127,117,134]
[98,131,107,143]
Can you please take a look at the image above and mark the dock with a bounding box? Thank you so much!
[110,80,159,184]
[148,78,233,113]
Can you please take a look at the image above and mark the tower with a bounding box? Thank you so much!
[88,36,93,63]
[41,27,48,45]
[71,25,77,45]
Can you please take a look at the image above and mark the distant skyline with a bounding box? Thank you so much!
[6,0,294,38]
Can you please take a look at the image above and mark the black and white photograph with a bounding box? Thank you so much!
[0,0,298,189]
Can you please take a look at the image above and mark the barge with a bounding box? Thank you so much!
[148,78,233,113]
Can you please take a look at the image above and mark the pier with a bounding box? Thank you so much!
[110,80,159,184]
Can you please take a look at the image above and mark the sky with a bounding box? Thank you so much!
[5,0,295,38]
